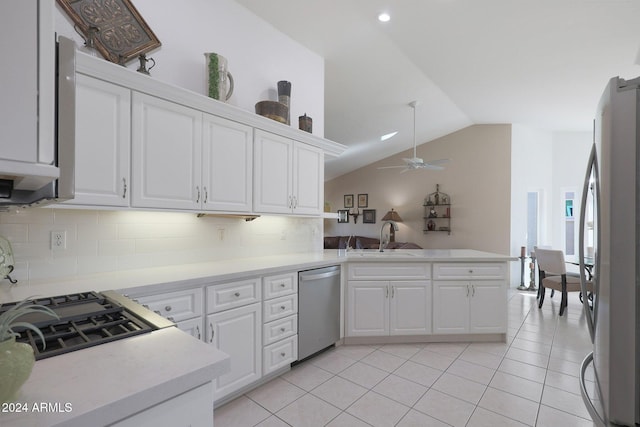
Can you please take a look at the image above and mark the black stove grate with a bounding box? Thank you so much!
[3,291,156,360]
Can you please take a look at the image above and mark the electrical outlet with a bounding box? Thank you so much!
[51,231,67,251]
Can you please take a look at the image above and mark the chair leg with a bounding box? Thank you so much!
[538,286,545,309]
[559,291,567,316]
[550,289,555,298]
[559,275,568,316]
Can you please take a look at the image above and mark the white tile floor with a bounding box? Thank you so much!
[214,290,596,427]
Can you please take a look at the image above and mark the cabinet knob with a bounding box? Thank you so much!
[167,316,175,322]
[280,283,286,288]
[154,310,161,315]
[234,292,240,297]
[468,270,473,274]
[165,305,172,312]
[280,327,286,332]
[280,305,286,310]
[280,352,286,358]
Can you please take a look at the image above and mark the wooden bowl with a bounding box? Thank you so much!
[255,101,288,124]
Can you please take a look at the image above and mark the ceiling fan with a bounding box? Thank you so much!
[378,101,449,173]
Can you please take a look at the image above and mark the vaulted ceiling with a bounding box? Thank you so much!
[237,0,640,180]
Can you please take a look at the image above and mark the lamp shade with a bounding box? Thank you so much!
[381,209,403,222]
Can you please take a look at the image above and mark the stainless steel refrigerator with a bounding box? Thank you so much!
[579,76,640,426]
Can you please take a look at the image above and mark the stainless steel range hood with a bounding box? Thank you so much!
[0,33,75,210]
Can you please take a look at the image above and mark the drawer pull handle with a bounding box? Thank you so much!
[154,310,161,315]
[280,327,286,332]
[280,352,286,357]
[280,305,286,310]
[165,305,172,312]
[196,325,201,340]
[280,283,286,288]
[234,292,240,297]
[209,323,214,343]
[469,270,473,274]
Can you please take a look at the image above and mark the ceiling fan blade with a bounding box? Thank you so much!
[424,159,450,165]
[377,165,408,170]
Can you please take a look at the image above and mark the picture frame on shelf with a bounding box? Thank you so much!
[337,210,349,223]
[56,0,161,64]
[344,194,354,208]
[363,209,376,224]
[357,193,368,208]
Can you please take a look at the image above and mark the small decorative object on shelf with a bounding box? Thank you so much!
[299,114,312,133]
[205,52,234,101]
[136,53,155,75]
[277,81,292,125]
[423,184,451,235]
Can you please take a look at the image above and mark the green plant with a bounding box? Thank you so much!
[0,298,58,349]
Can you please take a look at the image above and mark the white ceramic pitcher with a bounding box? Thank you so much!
[204,52,234,101]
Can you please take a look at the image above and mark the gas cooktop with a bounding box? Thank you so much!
[1,291,174,360]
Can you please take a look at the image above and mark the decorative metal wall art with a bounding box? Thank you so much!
[57,0,161,64]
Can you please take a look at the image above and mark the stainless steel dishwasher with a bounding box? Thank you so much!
[297,265,341,361]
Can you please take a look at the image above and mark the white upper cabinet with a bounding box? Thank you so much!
[292,142,324,214]
[131,92,202,210]
[202,114,253,212]
[254,129,323,215]
[65,74,131,207]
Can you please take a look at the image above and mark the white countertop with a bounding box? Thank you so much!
[0,327,230,427]
[0,250,514,302]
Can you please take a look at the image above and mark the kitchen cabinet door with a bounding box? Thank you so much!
[432,281,470,334]
[202,114,253,212]
[65,74,131,206]
[292,143,323,215]
[389,281,431,335]
[207,302,261,402]
[469,281,507,333]
[347,281,389,336]
[131,92,202,210]
[253,130,293,214]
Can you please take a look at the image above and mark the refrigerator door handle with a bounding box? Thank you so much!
[579,144,598,342]
[580,352,607,427]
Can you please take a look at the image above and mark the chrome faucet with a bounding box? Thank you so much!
[346,235,354,251]
[379,220,399,252]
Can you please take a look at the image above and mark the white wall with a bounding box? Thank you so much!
[54,0,325,136]
[510,125,553,285]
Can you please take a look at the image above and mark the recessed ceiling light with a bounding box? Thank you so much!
[380,131,398,141]
[378,12,390,22]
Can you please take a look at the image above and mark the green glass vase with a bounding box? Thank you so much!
[0,337,35,403]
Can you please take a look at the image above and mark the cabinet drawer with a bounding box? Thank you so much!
[263,314,297,346]
[348,263,431,280]
[263,294,298,323]
[207,278,261,313]
[263,272,297,300]
[134,288,202,322]
[433,263,506,280]
[263,335,298,375]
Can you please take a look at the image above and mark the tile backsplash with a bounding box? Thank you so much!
[0,208,323,283]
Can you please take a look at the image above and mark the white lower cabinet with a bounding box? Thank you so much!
[110,382,213,427]
[432,262,508,335]
[432,280,506,334]
[261,271,298,376]
[347,280,431,337]
[207,302,261,402]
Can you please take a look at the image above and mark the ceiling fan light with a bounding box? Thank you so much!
[380,131,398,141]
